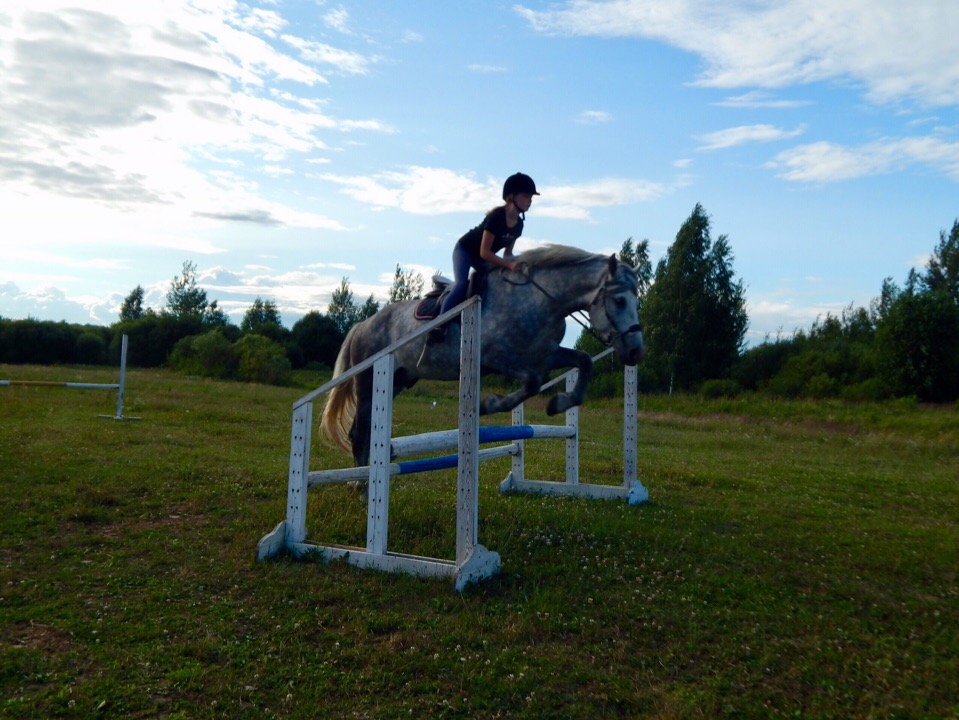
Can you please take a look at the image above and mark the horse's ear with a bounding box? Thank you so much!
[608,254,618,274]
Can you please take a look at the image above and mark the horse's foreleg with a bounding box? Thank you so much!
[544,348,593,415]
[480,371,542,415]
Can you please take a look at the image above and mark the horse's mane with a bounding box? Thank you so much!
[514,243,600,268]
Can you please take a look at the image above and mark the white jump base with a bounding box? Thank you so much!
[256,299,647,591]
[1,334,140,421]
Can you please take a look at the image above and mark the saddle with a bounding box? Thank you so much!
[414,271,489,320]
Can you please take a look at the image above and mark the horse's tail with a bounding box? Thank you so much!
[319,324,360,454]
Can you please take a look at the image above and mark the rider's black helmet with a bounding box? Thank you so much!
[502,172,539,200]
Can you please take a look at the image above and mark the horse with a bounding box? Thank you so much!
[320,244,645,467]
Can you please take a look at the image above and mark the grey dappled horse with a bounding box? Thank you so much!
[320,244,645,467]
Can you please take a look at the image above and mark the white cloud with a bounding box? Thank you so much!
[767,136,959,182]
[469,64,508,73]
[322,7,352,35]
[320,167,671,219]
[516,0,959,107]
[697,124,806,150]
[543,177,669,213]
[0,281,120,325]
[576,110,612,125]
[321,167,499,214]
[0,0,382,236]
[281,34,374,75]
[715,91,812,109]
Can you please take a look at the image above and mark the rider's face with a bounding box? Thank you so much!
[513,193,533,212]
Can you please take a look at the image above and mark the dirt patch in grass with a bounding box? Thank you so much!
[8,621,75,654]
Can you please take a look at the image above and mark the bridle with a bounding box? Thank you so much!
[505,265,642,347]
[590,278,643,345]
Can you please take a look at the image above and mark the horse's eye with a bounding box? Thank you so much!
[615,297,626,309]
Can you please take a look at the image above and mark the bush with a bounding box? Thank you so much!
[0,319,76,364]
[733,340,797,391]
[113,314,204,367]
[168,336,202,376]
[75,332,107,365]
[804,372,839,399]
[235,334,291,385]
[169,330,239,380]
[874,291,959,402]
[193,331,239,379]
[700,378,741,399]
[840,377,893,402]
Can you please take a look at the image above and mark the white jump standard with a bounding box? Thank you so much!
[499,348,648,505]
[255,298,648,591]
[257,299,500,591]
[1,334,140,421]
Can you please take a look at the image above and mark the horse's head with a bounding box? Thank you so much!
[588,255,645,366]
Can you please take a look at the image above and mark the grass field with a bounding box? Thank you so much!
[1,364,957,719]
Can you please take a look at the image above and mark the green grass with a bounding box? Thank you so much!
[1,364,957,719]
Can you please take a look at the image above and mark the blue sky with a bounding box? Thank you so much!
[2,0,958,347]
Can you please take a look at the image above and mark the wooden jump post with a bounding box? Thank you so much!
[255,300,648,591]
[1,334,140,421]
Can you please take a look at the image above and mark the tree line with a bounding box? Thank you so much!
[579,204,959,403]
[0,262,425,385]
[2,204,957,401]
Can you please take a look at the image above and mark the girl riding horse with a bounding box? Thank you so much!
[431,173,540,342]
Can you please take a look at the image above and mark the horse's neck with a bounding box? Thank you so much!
[538,260,606,313]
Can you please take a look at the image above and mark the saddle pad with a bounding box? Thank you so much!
[414,292,445,320]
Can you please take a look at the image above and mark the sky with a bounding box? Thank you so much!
[2,0,958,347]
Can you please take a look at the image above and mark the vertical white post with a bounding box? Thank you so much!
[456,300,481,566]
[511,403,525,483]
[623,364,637,488]
[565,371,579,485]
[115,334,129,419]
[367,354,395,555]
[286,402,313,545]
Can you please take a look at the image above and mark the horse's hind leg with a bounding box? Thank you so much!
[349,368,374,468]
[349,368,415,469]
[479,370,542,415]
[544,348,593,415]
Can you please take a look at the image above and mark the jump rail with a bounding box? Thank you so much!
[1,334,140,421]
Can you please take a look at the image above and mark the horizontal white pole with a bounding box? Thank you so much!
[0,380,119,389]
[308,443,520,487]
[390,424,575,460]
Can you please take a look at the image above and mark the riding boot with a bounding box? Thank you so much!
[426,325,447,344]
[427,317,460,345]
